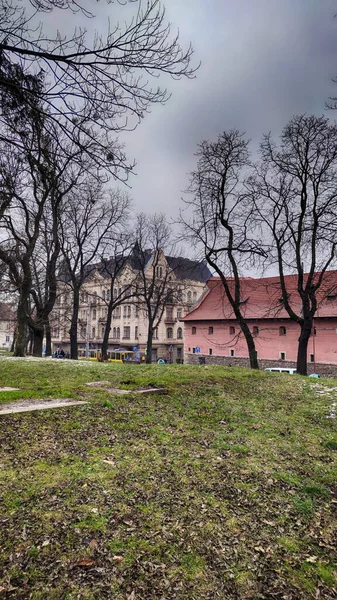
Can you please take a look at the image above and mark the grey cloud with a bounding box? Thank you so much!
[34,0,337,217]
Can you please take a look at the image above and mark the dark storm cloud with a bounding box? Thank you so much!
[38,0,337,215]
[125,0,337,216]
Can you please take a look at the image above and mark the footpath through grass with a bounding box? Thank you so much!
[0,359,336,599]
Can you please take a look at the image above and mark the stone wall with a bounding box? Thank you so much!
[185,353,337,377]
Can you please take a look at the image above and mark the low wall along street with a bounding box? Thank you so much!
[186,354,337,377]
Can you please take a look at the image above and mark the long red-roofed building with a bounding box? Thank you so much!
[182,272,337,368]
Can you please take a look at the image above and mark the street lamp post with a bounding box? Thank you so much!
[85,296,91,359]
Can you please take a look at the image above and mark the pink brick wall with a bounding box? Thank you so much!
[184,318,337,365]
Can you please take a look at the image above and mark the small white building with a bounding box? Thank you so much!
[0,302,15,351]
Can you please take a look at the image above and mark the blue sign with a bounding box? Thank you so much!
[195,347,200,353]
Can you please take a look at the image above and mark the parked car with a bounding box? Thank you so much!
[265,367,297,375]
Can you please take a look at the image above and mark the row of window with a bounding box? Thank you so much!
[191,325,294,336]
[167,327,183,339]
[88,326,161,340]
[191,348,317,362]
[78,287,199,305]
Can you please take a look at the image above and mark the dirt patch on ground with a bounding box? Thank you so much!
[0,399,87,415]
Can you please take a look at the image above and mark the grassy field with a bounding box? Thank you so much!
[0,358,336,599]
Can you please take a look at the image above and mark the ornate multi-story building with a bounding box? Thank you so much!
[51,252,211,362]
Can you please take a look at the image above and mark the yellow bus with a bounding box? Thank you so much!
[78,349,135,362]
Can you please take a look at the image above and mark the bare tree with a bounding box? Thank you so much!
[59,185,130,359]
[0,0,197,177]
[181,131,266,370]
[249,114,337,375]
[0,92,95,356]
[132,213,180,364]
[97,236,138,362]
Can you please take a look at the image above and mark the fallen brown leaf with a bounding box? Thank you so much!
[73,558,96,567]
[112,555,123,563]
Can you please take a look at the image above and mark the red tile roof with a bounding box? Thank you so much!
[182,272,337,321]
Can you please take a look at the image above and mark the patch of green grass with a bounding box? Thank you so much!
[324,438,337,450]
[0,359,336,599]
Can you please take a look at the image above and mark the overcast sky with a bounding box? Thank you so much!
[42,0,337,217]
[117,0,337,217]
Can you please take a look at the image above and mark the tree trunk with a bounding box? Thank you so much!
[32,326,44,357]
[237,317,259,369]
[10,328,16,353]
[27,329,34,355]
[70,287,79,360]
[45,318,52,356]
[13,299,27,357]
[296,319,312,376]
[102,302,114,361]
[146,326,153,364]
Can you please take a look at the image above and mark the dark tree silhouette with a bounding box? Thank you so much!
[0,0,197,178]
[181,130,266,370]
[249,114,337,375]
[59,185,130,359]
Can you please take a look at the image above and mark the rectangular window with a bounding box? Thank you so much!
[123,305,127,317]
[230,349,235,357]
[310,354,315,363]
[5,335,10,342]
[192,347,196,354]
[123,326,130,339]
[127,305,131,318]
[92,327,96,338]
[209,326,213,335]
[177,309,182,319]
[209,348,213,355]
[280,352,286,360]
[135,326,138,339]
[135,305,139,317]
[192,326,196,334]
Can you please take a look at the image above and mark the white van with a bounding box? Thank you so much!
[265,367,297,375]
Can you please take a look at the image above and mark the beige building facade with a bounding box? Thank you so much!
[51,253,211,362]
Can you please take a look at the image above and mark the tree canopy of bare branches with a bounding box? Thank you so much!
[0,0,197,178]
[59,184,130,359]
[181,130,266,369]
[249,114,337,375]
[132,213,177,364]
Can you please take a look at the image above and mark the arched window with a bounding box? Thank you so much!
[253,326,259,336]
[229,326,235,335]
[93,309,96,320]
[209,326,213,335]
[192,326,196,335]
[279,326,287,336]
[177,327,183,339]
[113,327,116,338]
[117,327,120,339]
[187,291,192,303]
[167,327,173,339]
[193,291,197,301]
